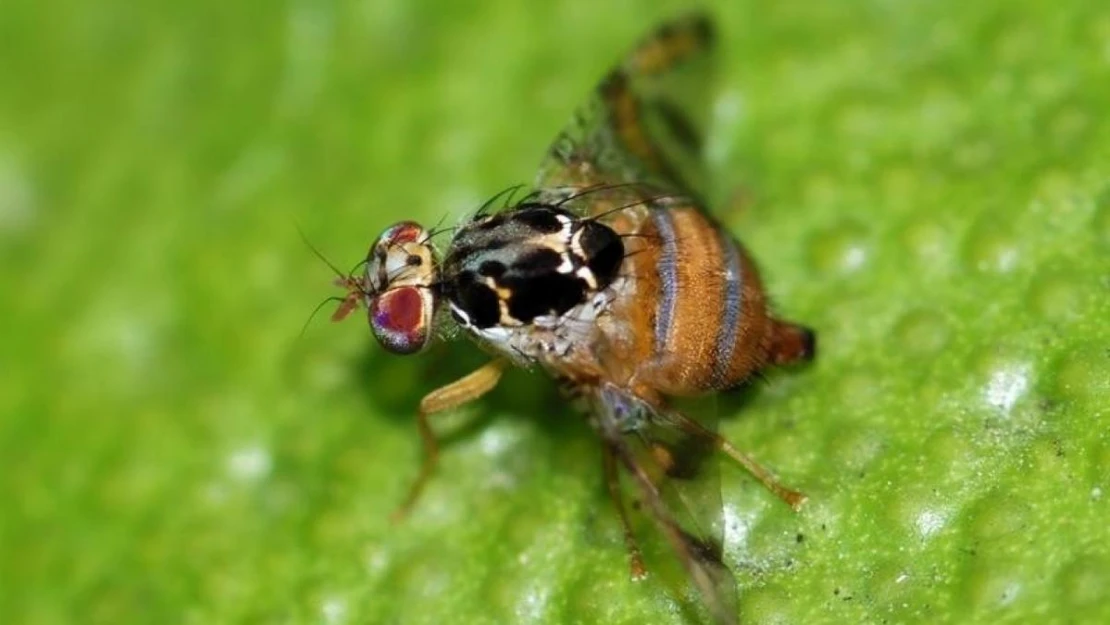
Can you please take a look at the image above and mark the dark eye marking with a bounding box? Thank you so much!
[509,206,566,234]
[478,260,506,278]
[575,221,624,286]
[503,273,587,323]
[453,271,500,328]
[512,247,563,274]
[407,254,422,266]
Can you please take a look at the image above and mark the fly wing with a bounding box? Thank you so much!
[535,13,717,205]
[591,384,737,625]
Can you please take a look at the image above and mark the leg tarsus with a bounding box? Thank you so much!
[716,438,807,511]
[602,442,647,580]
[666,404,808,511]
[390,407,441,523]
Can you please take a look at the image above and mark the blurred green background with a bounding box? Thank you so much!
[2,0,1108,623]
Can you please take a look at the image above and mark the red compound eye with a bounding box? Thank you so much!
[369,286,434,354]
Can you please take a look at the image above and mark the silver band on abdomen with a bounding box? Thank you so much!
[711,231,743,384]
[651,209,679,354]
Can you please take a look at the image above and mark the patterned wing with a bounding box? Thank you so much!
[591,385,738,625]
[536,13,717,205]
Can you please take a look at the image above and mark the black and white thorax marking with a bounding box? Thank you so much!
[441,203,624,359]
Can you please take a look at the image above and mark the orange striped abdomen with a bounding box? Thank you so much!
[606,205,806,396]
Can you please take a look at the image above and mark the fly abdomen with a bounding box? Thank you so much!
[614,204,780,395]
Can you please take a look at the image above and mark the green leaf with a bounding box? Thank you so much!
[2,1,1108,624]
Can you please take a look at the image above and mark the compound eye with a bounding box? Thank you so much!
[369,286,435,354]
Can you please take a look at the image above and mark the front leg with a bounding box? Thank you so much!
[391,359,507,522]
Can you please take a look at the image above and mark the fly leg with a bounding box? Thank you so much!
[607,428,739,625]
[602,441,647,580]
[669,409,807,511]
[714,437,807,510]
[391,359,507,522]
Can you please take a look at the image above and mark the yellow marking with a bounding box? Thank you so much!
[533,231,573,253]
[484,276,514,301]
[650,443,676,476]
[629,28,705,76]
[576,267,598,290]
[482,276,523,326]
[388,241,437,289]
[498,299,521,326]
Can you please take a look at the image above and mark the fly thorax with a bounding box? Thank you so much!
[441,204,624,360]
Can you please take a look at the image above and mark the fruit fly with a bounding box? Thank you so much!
[330,13,815,625]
